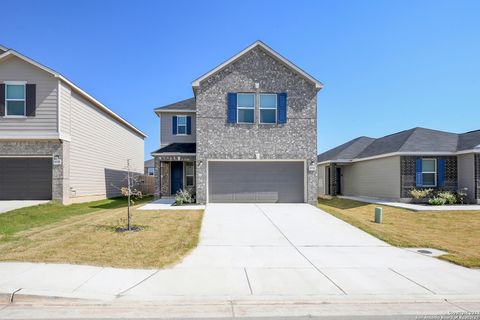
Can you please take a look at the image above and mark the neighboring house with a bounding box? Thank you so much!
[144,159,154,175]
[0,45,145,204]
[152,41,323,204]
[317,127,480,204]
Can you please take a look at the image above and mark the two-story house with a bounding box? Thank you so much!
[152,41,323,204]
[0,45,145,204]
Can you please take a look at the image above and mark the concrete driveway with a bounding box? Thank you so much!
[0,200,50,214]
[124,203,480,299]
[1,203,480,302]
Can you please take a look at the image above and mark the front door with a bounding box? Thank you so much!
[171,162,183,195]
[336,167,342,195]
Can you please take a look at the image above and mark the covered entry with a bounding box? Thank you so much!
[208,161,305,203]
[0,158,52,200]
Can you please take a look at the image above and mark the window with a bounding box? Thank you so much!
[5,83,26,116]
[237,93,254,123]
[260,94,277,124]
[177,115,187,135]
[422,159,437,187]
[185,162,194,187]
[147,167,155,176]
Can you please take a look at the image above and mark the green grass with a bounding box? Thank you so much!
[0,196,152,242]
[318,198,480,268]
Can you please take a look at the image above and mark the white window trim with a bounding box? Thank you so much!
[259,93,277,124]
[185,161,195,187]
[4,82,26,117]
[176,115,188,136]
[237,93,255,124]
[421,158,437,187]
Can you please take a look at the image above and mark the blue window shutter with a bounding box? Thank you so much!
[227,93,237,123]
[172,116,177,135]
[277,93,287,124]
[186,116,192,135]
[438,159,445,187]
[415,158,423,187]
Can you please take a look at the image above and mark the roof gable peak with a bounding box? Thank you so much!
[191,40,323,90]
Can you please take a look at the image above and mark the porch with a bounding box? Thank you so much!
[151,143,196,199]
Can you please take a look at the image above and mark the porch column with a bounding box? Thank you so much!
[154,157,161,199]
[330,163,337,196]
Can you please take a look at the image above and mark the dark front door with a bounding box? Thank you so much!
[336,167,342,195]
[171,161,183,195]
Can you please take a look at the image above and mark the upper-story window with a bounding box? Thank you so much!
[260,94,277,124]
[5,83,26,117]
[177,115,187,135]
[237,93,255,124]
[421,158,437,187]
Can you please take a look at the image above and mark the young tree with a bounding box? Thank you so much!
[119,159,142,231]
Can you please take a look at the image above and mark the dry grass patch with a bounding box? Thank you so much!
[0,206,204,269]
[318,198,480,268]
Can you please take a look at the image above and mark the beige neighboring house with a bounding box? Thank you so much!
[0,45,146,204]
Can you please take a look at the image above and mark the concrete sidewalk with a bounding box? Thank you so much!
[1,203,480,304]
[339,195,480,211]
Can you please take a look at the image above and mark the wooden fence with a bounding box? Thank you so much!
[136,175,155,195]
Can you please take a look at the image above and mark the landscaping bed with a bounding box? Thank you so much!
[0,197,204,268]
[318,198,480,268]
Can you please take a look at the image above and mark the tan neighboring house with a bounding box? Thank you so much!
[0,45,146,204]
[317,127,480,204]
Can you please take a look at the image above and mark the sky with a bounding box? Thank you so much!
[1,0,479,160]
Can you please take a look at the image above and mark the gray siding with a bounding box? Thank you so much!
[160,113,196,147]
[59,81,72,138]
[195,46,318,204]
[66,90,144,200]
[458,153,475,203]
[342,156,401,200]
[476,154,480,201]
[0,56,58,134]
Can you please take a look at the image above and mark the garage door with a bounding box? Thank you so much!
[0,158,52,200]
[208,161,304,203]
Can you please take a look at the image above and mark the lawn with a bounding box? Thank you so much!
[0,198,204,268]
[317,198,480,268]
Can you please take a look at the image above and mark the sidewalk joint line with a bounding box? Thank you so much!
[117,269,161,297]
[444,299,471,312]
[388,268,436,294]
[244,268,253,295]
[71,267,105,293]
[254,204,347,295]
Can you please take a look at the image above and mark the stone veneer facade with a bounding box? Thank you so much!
[0,140,69,203]
[400,156,457,198]
[195,46,319,204]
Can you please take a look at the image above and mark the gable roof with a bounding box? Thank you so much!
[318,127,480,163]
[317,136,374,162]
[191,40,324,90]
[458,130,480,151]
[155,97,196,113]
[0,46,146,138]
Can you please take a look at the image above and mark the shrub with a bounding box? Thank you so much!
[456,188,468,204]
[410,188,433,200]
[428,197,447,206]
[437,191,457,205]
[175,189,194,206]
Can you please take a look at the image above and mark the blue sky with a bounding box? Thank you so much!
[1,0,479,159]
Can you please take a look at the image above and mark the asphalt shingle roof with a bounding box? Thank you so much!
[152,143,196,154]
[155,98,196,112]
[318,127,480,162]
